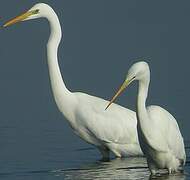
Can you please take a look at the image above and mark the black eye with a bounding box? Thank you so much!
[34,9,39,14]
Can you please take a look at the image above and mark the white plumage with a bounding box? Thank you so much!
[106,61,186,174]
[3,3,143,159]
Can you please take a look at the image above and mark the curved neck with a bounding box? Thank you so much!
[47,10,67,93]
[45,9,75,117]
[136,78,150,129]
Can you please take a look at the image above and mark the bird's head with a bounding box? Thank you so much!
[3,3,53,28]
[127,61,150,81]
[105,61,150,110]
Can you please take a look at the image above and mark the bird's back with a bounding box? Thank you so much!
[73,92,140,146]
[147,105,186,162]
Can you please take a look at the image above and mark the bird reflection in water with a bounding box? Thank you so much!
[54,157,187,180]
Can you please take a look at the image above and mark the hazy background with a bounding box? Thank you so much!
[0,0,189,176]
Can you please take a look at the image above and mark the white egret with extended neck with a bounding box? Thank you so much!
[3,3,143,159]
[106,61,186,174]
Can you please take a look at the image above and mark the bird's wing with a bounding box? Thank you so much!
[75,92,139,146]
[137,105,168,152]
[147,105,186,160]
[156,106,186,161]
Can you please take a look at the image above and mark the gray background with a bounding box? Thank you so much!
[0,0,189,175]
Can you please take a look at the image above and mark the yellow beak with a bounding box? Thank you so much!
[105,78,132,110]
[3,10,37,28]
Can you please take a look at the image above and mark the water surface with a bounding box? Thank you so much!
[0,132,189,180]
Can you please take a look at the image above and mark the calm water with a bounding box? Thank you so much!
[0,123,189,180]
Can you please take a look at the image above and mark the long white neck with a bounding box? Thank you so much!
[44,8,76,119]
[136,76,150,131]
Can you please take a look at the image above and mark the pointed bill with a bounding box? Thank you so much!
[3,10,38,28]
[105,78,132,110]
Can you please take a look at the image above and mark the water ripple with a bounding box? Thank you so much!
[0,147,189,180]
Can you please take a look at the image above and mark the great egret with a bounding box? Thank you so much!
[3,3,143,159]
[106,61,186,174]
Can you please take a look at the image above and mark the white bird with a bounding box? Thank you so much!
[3,3,143,159]
[106,61,186,174]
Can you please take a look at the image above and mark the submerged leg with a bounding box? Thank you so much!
[168,168,172,174]
[150,169,157,175]
[98,146,110,161]
[147,160,158,175]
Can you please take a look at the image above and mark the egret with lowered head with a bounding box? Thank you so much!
[3,3,143,159]
[106,61,186,174]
